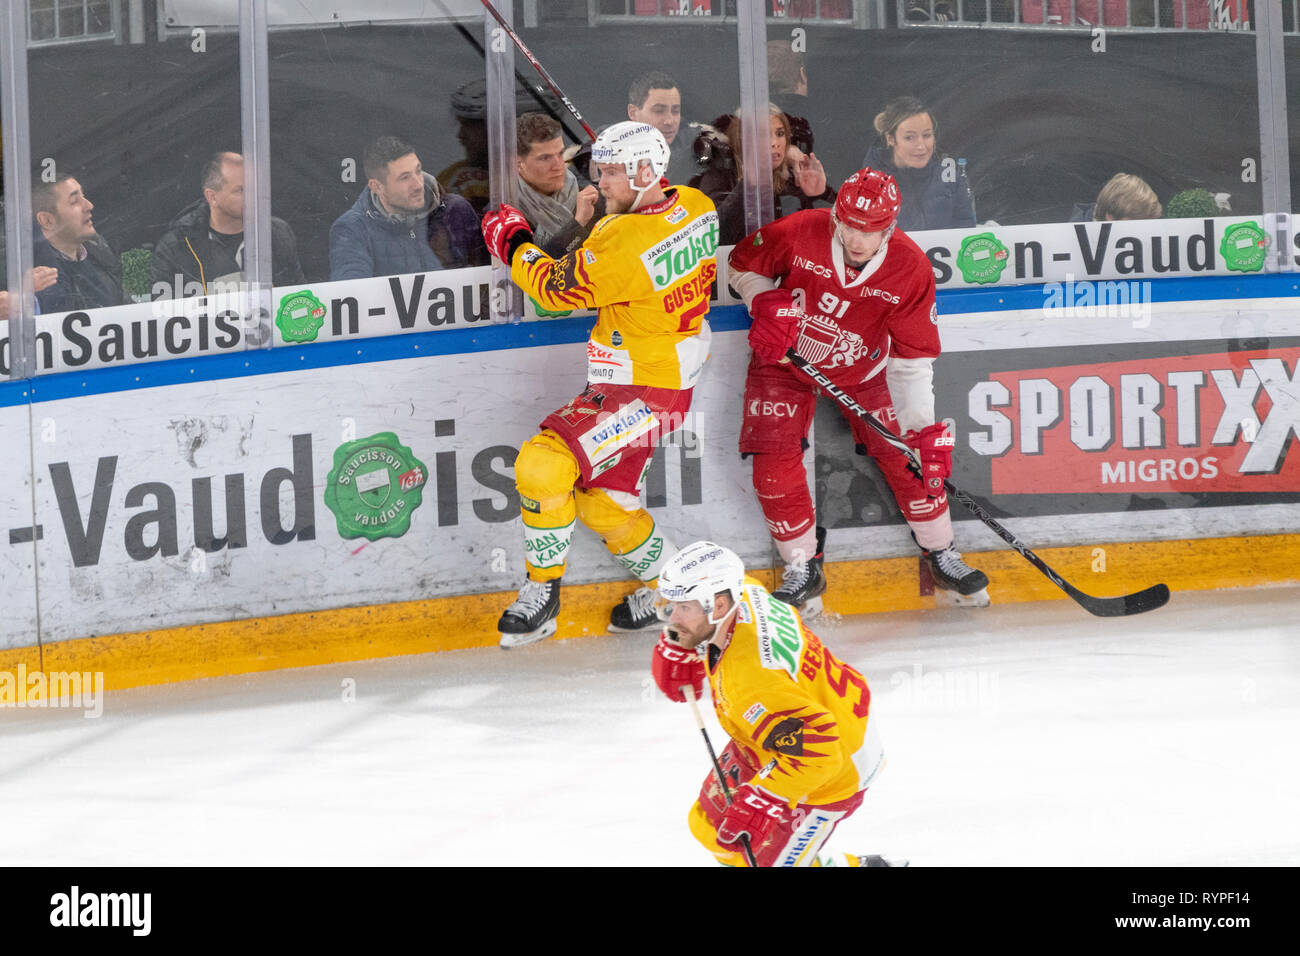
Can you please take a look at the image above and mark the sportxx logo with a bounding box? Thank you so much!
[970,349,1300,494]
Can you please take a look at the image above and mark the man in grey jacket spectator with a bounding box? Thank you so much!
[151,151,305,300]
[329,135,486,280]
[514,113,601,258]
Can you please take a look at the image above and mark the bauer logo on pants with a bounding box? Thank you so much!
[324,432,428,541]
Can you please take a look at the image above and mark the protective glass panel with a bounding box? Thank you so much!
[0,36,42,649]
[25,0,244,375]
[778,9,1298,562]
[267,4,490,294]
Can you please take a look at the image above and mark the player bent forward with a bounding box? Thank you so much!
[481,122,719,648]
[730,167,989,614]
[651,541,904,867]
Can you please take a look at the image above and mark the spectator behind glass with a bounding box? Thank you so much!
[514,112,601,258]
[329,134,485,280]
[0,199,59,320]
[151,151,305,300]
[765,39,816,158]
[861,97,975,232]
[626,71,695,185]
[32,171,126,313]
[440,78,564,218]
[691,104,830,246]
[1093,173,1163,221]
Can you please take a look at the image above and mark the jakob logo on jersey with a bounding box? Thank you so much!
[323,432,428,541]
[640,213,720,290]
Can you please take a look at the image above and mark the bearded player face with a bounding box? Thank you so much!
[595,160,658,214]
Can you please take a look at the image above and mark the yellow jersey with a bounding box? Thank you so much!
[705,579,884,808]
[510,185,719,391]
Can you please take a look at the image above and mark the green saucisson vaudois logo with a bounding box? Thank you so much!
[323,432,428,541]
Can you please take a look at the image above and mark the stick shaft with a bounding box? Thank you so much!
[478,0,597,141]
[784,349,1169,617]
[684,687,759,867]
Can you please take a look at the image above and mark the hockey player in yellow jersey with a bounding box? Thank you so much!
[481,122,719,648]
[651,541,905,867]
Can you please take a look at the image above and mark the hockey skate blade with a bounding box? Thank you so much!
[793,595,823,620]
[606,620,660,634]
[855,853,910,868]
[933,586,990,609]
[499,618,558,649]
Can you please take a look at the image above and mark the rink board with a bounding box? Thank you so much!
[0,232,1297,673]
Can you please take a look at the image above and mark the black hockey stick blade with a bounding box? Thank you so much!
[942,479,1171,617]
[784,348,1172,618]
[1067,580,1170,617]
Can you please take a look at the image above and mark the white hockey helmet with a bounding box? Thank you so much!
[591,120,670,187]
[656,541,746,626]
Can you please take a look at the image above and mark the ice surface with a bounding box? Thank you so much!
[2,586,1297,866]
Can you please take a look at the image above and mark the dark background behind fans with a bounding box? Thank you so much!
[22,23,1292,282]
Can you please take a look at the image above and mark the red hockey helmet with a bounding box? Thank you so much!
[834,168,901,232]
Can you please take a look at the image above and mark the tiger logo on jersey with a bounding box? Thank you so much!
[796,313,870,370]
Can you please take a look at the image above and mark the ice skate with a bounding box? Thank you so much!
[817,851,910,867]
[773,527,827,618]
[498,579,560,648]
[608,585,659,633]
[852,853,910,867]
[924,545,990,608]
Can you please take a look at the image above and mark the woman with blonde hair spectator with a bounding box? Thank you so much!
[691,103,831,245]
[861,96,975,232]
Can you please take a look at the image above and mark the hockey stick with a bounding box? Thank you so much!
[785,349,1171,618]
[683,686,759,868]
[478,0,597,142]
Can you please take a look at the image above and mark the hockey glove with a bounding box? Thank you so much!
[651,629,705,704]
[903,422,954,498]
[481,204,534,265]
[717,783,786,852]
[747,289,802,365]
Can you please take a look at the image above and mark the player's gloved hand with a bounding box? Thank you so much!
[748,289,801,365]
[903,422,955,498]
[717,783,786,853]
[651,629,705,703]
[481,204,534,265]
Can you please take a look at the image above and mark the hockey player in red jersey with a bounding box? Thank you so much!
[728,167,988,612]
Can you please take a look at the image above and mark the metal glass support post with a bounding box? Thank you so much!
[1254,0,1293,273]
[487,3,524,323]
[239,0,275,347]
[0,2,37,380]
[736,0,774,237]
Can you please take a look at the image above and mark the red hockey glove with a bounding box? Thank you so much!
[904,422,955,498]
[651,629,705,704]
[717,783,786,852]
[747,289,801,365]
[481,204,534,265]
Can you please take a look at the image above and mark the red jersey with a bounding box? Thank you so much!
[728,209,940,387]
